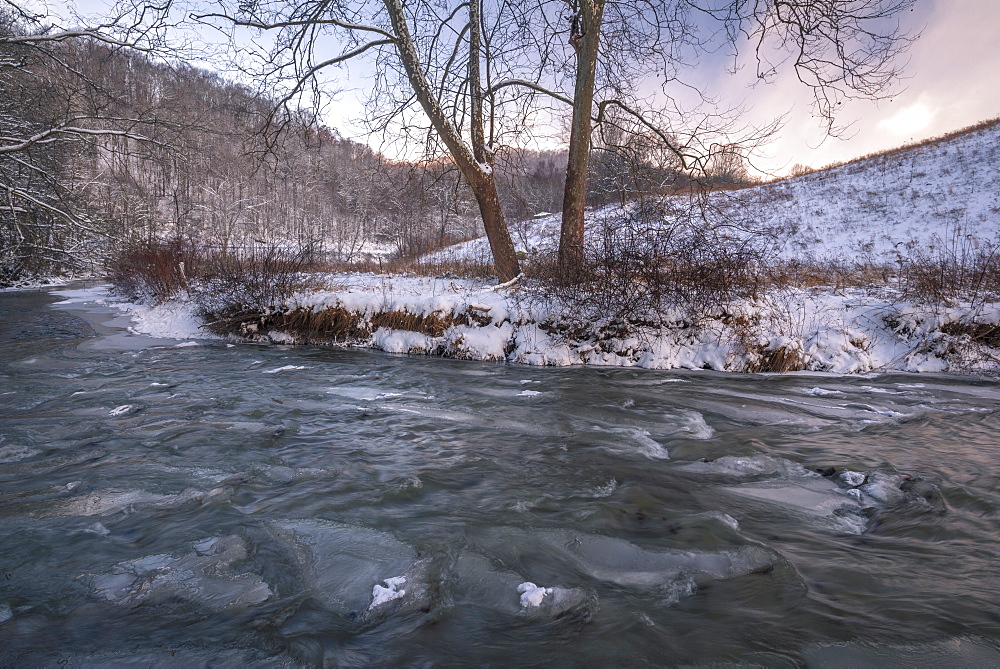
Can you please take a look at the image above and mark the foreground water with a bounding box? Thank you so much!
[1,288,999,666]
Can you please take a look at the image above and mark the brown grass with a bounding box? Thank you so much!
[749,343,806,373]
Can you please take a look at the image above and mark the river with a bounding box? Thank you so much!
[1,286,999,666]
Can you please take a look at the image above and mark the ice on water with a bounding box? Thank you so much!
[451,552,594,619]
[720,478,869,534]
[85,535,272,611]
[267,519,428,617]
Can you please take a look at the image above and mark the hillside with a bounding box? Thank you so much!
[751,119,1000,259]
[428,119,1000,264]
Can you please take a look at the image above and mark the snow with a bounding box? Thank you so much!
[517,582,551,607]
[60,275,999,374]
[52,285,208,341]
[369,575,407,610]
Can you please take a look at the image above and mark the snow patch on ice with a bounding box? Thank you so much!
[369,575,407,610]
[517,582,551,607]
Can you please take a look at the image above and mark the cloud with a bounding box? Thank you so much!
[877,103,936,136]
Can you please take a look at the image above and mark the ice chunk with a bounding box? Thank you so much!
[84,535,271,611]
[268,520,425,616]
[676,454,813,479]
[0,602,12,624]
[262,364,308,374]
[838,470,867,487]
[53,491,172,517]
[471,527,779,607]
[84,522,110,536]
[596,426,670,460]
[108,404,139,417]
[676,410,715,439]
[451,552,596,621]
[859,472,909,505]
[720,478,868,534]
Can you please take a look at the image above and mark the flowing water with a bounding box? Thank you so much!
[1,287,999,667]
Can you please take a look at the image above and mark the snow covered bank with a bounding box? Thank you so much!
[140,272,1000,374]
[52,285,207,341]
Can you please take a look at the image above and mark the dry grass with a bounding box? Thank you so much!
[764,259,896,290]
[748,342,806,373]
[322,256,495,279]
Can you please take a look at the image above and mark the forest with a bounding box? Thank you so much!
[2,7,747,286]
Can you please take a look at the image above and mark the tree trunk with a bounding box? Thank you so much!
[559,0,605,276]
[383,0,520,281]
[469,169,519,281]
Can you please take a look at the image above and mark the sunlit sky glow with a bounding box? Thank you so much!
[53,0,1000,175]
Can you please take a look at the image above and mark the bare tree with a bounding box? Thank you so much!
[179,0,522,280]
[541,0,917,271]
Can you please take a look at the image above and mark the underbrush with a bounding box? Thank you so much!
[897,240,999,305]
[108,239,197,304]
[524,200,769,324]
[107,240,320,331]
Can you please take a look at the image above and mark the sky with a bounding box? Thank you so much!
[45,0,1000,174]
[729,0,1000,174]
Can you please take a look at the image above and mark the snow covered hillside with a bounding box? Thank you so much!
[747,120,1000,259]
[428,119,1000,264]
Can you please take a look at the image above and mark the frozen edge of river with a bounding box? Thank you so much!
[52,277,1000,375]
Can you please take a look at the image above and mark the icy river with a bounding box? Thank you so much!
[1,287,1000,666]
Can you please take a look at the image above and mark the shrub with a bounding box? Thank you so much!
[527,197,768,324]
[107,239,198,303]
[898,234,1000,304]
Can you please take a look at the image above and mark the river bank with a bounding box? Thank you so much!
[58,275,1000,375]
